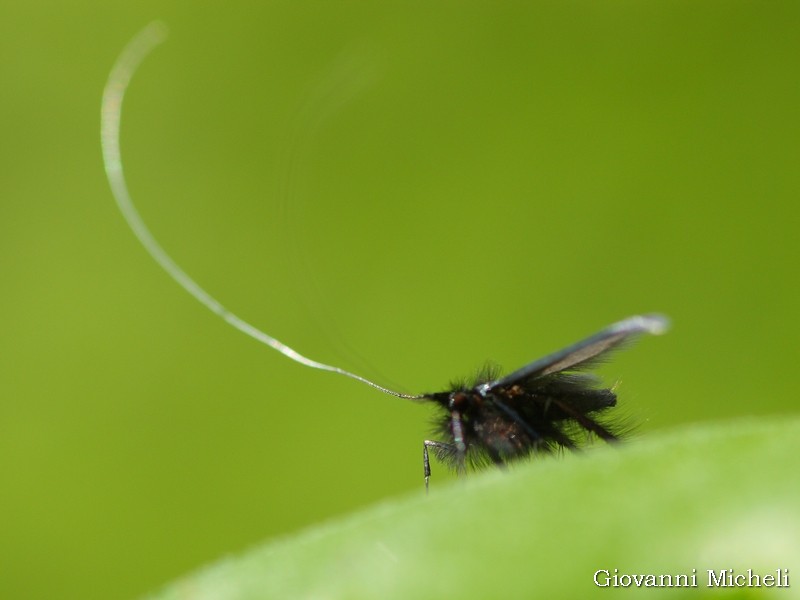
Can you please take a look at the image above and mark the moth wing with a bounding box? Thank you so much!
[480,314,669,393]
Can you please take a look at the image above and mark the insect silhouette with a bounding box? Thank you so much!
[101,24,669,490]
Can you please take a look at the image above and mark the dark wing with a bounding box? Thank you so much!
[479,314,669,394]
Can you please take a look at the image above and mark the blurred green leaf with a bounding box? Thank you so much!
[146,417,800,599]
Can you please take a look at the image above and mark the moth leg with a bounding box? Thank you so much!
[449,411,468,474]
[552,399,618,442]
[485,446,506,469]
[423,440,455,493]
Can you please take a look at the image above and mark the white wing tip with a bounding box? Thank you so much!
[633,313,671,335]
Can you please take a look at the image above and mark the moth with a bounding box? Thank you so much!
[101,24,668,489]
[420,314,666,489]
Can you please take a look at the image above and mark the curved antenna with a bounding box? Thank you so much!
[100,22,423,400]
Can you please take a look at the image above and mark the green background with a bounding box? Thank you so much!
[2,2,798,599]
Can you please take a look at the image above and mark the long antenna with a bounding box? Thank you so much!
[101,22,422,400]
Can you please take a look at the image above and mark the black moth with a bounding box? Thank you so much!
[102,25,669,490]
[419,314,667,489]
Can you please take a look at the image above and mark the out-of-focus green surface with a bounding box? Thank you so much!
[146,417,800,600]
[1,2,798,599]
